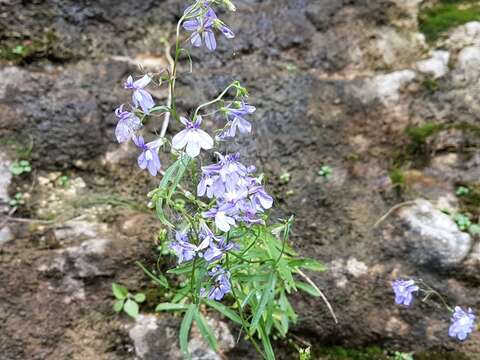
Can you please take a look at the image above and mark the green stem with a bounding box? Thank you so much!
[226,253,267,360]
[193,82,237,120]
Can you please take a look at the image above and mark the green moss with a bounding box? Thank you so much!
[456,182,480,217]
[317,346,388,360]
[419,1,480,42]
[389,168,406,188]
[0,30,72,63]
[421,77,439,93]
[406,122,446,144]
[392,121,480,169]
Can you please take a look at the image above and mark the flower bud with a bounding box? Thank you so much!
[222,0,236,11]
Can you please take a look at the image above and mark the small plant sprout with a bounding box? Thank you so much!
[456,186,470,196]
[393,352,413,360]
[110,1,332,358]
[318,165,332,180]
[298,347,311,360]
[112,283,146,319]
[12,45,26,55]
[9,160,31,176]
[279,172,291,184]
[453,213,472,232]
[9,192,25,207]
[57,175,69,187]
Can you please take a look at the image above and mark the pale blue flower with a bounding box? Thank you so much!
[133,135,162,176]
[392,279,419,306]
[449,307,476,341]
[124,75,155,113]
[172,116,213,158]
[114,104,142,143]
[200,266,231,301]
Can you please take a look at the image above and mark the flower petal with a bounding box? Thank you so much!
[186,139,201,158]
[133,75,151,89]
[204,30,217,51]
[172,129,189,150]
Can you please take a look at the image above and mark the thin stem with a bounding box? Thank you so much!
[418,280,453,312]
[227,253,267,360]
[190,256,198,304]
[193,82,237,120]
[160,40,174,138]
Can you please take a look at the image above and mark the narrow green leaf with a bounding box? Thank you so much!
[136,261,169,288]
[155,197,174,227]
[167,261,194,275]
[113,299,124,313]
[258,322,276,360]
[124,299,139,319]
[134,293,146,303]
[250,272,276,331]
[295,281,320,297]
[204,300,242,325]
[149,105,170,113]
[289,258,327,272]
[167,155,191,201]
[156,303,189,312]
[112,283,128,300]
[194,311,218,351]
[180,305,196,357]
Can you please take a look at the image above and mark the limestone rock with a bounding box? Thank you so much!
[397,199,472,268]
[415,50,450,79]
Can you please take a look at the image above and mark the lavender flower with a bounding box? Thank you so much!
[172,116,213,158]
[449,307,476,341]
[392,279,419,306]
[170,231,210,263]
[183,7,234,51]
[199,152,273,229]
[114,104,142,143]
[200,266,231,301]
[204,238,237,262]
[124,75,155,113]
[133,135,162,176]
[221,102,256,138]
[203,203,237,232]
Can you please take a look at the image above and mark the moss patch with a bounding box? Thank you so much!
[389,168,406,188]
[393,121,480,168]
[419,1,480,42]
[316,346,388,360]
[0,30,74,64]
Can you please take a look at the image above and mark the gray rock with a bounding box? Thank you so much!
[129,314,235,360]
[397,199,472,268]
[0,151,12,212]
[0,226,13,246]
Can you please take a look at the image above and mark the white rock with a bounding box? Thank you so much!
[446,21,480,51]
[370,70,416,103]
[397,199,472,268]
[0,152,12,211]
[129,315,161,360]
[415,51,450,78]
[456,46,480,81]
[0,226,13,246]
[346,258,368,277]
[129,314,235,360]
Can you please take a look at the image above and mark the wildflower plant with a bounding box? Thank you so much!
[392,279,477,341]
[112,1,329,358]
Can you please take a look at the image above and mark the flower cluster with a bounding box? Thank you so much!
[217,101,256,140]
[183,3,235,51]
[392,279,477,341]
[114,74,163,176]
[199,152,273,232]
